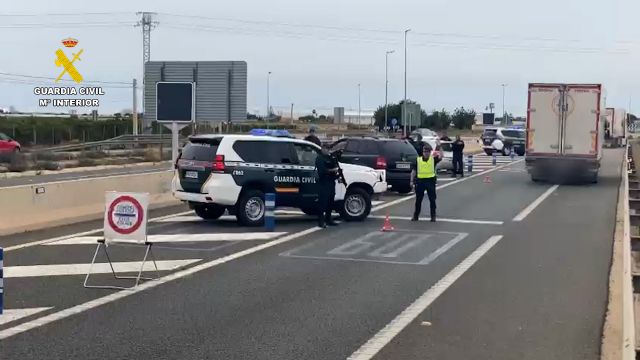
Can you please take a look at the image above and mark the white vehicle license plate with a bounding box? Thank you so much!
[185,171,199,179]
[396,163,410,169]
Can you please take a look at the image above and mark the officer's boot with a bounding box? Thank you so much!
[318,214,326,228]
[326,211,338,226]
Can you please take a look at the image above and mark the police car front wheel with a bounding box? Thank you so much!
[338,187,371,222]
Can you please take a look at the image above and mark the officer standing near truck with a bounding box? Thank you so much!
[315,149,339,228]
[410,143,441,222]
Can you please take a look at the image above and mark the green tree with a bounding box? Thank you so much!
[422,109,450,130]
[373,103,402,129]
[451,107,476,129]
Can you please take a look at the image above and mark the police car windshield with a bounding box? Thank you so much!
[181,142,219,161]
[502,130,525,138]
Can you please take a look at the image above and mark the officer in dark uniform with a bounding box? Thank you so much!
[315,148,339,228]
[451,135,465,177]
[304,127,322,147]
[410,143,441,222]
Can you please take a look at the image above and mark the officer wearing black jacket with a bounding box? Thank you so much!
[304,127,322,147]
[410,143,441,222]
[315,149,339,228]
[451,135,465,177]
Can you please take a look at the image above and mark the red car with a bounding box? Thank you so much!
[0,132,20,153]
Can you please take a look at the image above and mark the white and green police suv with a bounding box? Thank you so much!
[171,132,387,226]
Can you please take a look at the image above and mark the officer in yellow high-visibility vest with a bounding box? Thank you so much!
[410,143,441,222]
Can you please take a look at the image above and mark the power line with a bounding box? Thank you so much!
[159,12,636,48]
[0,72,130,85]
[164,23,631,54]
[0,12,132,17]
[163,24,397,45]
[0,21,135,29]
[158,12,399,35]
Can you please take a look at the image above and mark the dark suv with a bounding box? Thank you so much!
[329,137,417,193]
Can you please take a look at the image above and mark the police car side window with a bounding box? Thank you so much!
[233,140,294,164]
[293,144,318,167]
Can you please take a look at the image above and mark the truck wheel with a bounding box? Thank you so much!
[484,149,493,156]
[338,187,371,222]
[236,189,265,227]
[194,204,226,220]
[516,149,525,156]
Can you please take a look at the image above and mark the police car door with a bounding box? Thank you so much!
[292,143,320,207]
[269,141,301,207]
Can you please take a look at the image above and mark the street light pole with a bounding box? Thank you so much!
[358,83,361,126]
[267,71,272,129]
[403,29,411,135]
[385,50,394,131]
[501,83,507,124]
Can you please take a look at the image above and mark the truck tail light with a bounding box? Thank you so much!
[375,156,387,169]
[213,155,225,172]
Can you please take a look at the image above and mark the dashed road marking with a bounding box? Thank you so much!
[4,259,201,278]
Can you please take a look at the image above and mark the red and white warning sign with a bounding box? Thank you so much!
[103,192,150,242]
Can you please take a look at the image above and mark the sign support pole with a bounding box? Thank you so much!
[163,122,188,169]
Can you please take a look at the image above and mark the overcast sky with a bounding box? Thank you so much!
[1,0,638,116]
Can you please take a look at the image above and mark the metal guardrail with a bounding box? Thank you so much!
[624,144,637,359]
[29,134,182,153]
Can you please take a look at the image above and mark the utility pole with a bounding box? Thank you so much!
[132,78,138,135]
[385,50,395,131]
[266,71,271,129]
[403,29,411,135]
[358,83,361,125]
[135,12,157,131]
[290,103,294,125]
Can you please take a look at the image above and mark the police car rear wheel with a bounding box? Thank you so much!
[194,204,226,220]
[339,187,371,222]
[237,189,265,226]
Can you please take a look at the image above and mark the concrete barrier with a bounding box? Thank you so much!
[0,171,179,236]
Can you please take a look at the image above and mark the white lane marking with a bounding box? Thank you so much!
[369,215,503,225]
[0,308,53,325]
[46,232,287,246]
[417,233,468,265]
[371,200,384,206]
[0,226,321,340]
[512,185,559,222]
[436,178,456,182]
[4,259,200,278]
[347,235,504,360]
[158,210,307,223]
[4,211,194,252]
[371,160,524,213]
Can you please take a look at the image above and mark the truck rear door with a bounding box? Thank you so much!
[527,84,563,155]
[563,85,601,156]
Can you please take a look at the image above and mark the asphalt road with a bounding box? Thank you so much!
[0,163,170,187]
[0,151,623,359]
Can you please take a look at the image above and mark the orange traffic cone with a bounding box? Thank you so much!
[483,175,493,183]
[380,214,395,232]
